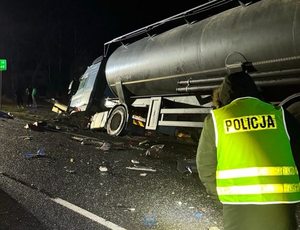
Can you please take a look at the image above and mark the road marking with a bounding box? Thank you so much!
[0,173,127,230]
[52,198,127,230]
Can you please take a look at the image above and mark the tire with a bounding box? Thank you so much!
[106,106,128,136]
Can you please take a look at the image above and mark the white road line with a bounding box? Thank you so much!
[52,198,127,230]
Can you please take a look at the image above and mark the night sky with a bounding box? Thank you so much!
[0,0,226,99]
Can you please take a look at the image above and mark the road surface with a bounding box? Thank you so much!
[0,113,223,230]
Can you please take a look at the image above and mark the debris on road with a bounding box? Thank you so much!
[99,166,108,172]
[24,123,44,132]
[24,148,46,159]
[111,142,128,150]
[176,201,183,206]
[139,173,147,177]
[71,136,111,151]
[33,121,47,127]
[176,158,197,174]
[131,159,140,164]
[24,120,59,132]
[127,208,135,212]
[138,139,149,147]
[0,111,13,119]
[129,145,145,151]
[98,142,111,151]
[126,166,156,172]
[19,135,32,141]
[194,211,203,220]
[71,136,84,142]
[65,169,76,174]
[145,144,164,158]
[143,213,157,227]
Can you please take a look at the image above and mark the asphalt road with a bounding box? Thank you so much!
[0,113,223,230]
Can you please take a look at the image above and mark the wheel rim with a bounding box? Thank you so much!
[107,106,127,136]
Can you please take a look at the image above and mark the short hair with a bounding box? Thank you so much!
[219,71,262,105]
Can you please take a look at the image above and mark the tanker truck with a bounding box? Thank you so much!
[63,0,300,137]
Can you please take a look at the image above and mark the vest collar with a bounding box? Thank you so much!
[230,96,260,104]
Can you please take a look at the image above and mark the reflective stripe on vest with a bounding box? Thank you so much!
[217,183,300,195]
[212,97,300,204]
[216,166,298,179]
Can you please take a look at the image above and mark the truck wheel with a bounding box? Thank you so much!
[106,106,128,136]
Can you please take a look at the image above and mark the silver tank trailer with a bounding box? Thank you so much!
[105,0,300,97]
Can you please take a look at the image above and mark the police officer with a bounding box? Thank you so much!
[196,71,300,230]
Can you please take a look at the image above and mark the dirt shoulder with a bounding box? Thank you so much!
[1,100,57,122]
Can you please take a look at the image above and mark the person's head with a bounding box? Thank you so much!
[217,71,262,106]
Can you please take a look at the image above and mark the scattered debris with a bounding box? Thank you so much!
[143,213,157,227]
[176,158,197,174]
[98,142,111,151]
[126,166,156,172]
[23,120,60,132]
[99,166,108,172]
[176,201,182,206]
[79,139,104,146]
[116,204,136,212]
[145,144,164,158]
[65,169,76,174]
[81,140,91,145]
[71,136,111,151]
[71,136,84,142]
[64,165,76,174]
[92,140,106,146]
[112,142,128,150]
[33,121,47,127]
[186,166,193,174]
[194,211,203,220]
[176,132,191,138]
[0,111,13,119]
[131,159,140,164]
[51,101,68,114]
[138,139,149,146]
[24,148,46,159]
[129,145,145,151]
[139,173,147,177]
[19,135,32,141]
[24,123,44,132]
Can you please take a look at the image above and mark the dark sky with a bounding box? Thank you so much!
[0,0,226,97]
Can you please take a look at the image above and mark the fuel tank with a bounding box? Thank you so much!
[105,0,300,97]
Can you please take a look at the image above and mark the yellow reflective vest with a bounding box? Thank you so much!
[211,97,300,204]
